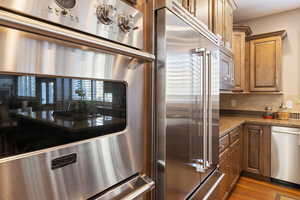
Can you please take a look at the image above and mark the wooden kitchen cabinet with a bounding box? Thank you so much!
[180,0,237,51]
[248,30,286,92]
[213,0,224,40]
[243,124,271,176]
[213,0,237,50]
[218,149,231,200]
[232,25,252,91]
[195,0,213,29]
[229,139,241,188]
[217,127,242,199]
[223,0,234,50]
[181,0,213,30]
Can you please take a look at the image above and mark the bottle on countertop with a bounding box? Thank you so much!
[277,103,289,120]
[263,106,274,119]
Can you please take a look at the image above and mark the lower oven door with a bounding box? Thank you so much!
[0,16,153,200]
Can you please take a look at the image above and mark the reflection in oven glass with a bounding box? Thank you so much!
[0,74,126,159]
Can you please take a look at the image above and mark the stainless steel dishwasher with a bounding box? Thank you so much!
[271,126,300,185]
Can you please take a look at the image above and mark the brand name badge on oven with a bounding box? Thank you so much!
[51,153,77,170]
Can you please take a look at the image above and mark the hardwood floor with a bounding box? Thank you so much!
[228,177,300,200]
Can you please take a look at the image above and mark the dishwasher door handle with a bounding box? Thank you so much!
[272,130,300,135]
[272,126,300,135]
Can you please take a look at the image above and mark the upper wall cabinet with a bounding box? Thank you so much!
[179,0,237,47]
[181,0,214,29]
[247,31,287,92]
[214,0,237,51]
[195,0,213,29]
[232,25,252,91]
[214,0,224,38]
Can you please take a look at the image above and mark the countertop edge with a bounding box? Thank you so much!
[219,117,300,138]
[219,120,245,138]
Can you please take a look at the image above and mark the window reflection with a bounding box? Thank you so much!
[0,74,126,116]
[17,76,36,97]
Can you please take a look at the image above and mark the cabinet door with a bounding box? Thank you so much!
[224,0,233,50]
[194,0,213,29]
[232,31,246,91]
[250,36,282,92]
[243,125,271,176]
[218,149,230,200]
[214,0,224,42]
[230,139,241,188]
[220,52,234,90]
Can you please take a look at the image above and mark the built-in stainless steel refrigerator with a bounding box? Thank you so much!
[155,2,223,199]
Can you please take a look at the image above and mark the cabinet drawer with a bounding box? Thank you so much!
[219,134,229,153]
[230,128,240,144]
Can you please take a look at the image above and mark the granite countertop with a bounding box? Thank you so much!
[220,115,300,138]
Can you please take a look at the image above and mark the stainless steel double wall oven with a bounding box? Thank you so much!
[0,0,154,199]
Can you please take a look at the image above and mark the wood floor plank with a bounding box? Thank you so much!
[228,177,300,200]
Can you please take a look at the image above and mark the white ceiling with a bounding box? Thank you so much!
[234,0,300,23]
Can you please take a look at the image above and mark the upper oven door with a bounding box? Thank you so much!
[0,22,148,200]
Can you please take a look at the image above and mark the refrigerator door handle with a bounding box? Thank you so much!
[202,48,208,171]
[192,47,208,172]
[206,50,213,167]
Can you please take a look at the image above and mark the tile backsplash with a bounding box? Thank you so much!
[220,94,300,112]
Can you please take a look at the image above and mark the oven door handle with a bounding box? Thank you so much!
[94,174,155,200]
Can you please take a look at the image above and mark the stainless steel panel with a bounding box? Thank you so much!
[0,9,154,62]
[271,126,300,185]
[155,8,219,200]
[0,24,148,200]
[0,0,143,49]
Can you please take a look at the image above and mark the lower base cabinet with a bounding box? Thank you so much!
[243,124,271,177]
[213,124,271,200]
[219,148,231,200]
[213,127,242,200]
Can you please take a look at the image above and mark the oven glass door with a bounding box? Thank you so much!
[0,75,127,159]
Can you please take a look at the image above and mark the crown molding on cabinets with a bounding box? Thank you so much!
[246,30,287,41]
[233,25,253,36]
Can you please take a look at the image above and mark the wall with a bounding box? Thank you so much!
[221,8,300,112]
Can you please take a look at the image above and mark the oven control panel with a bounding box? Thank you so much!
[0,0,143,49]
